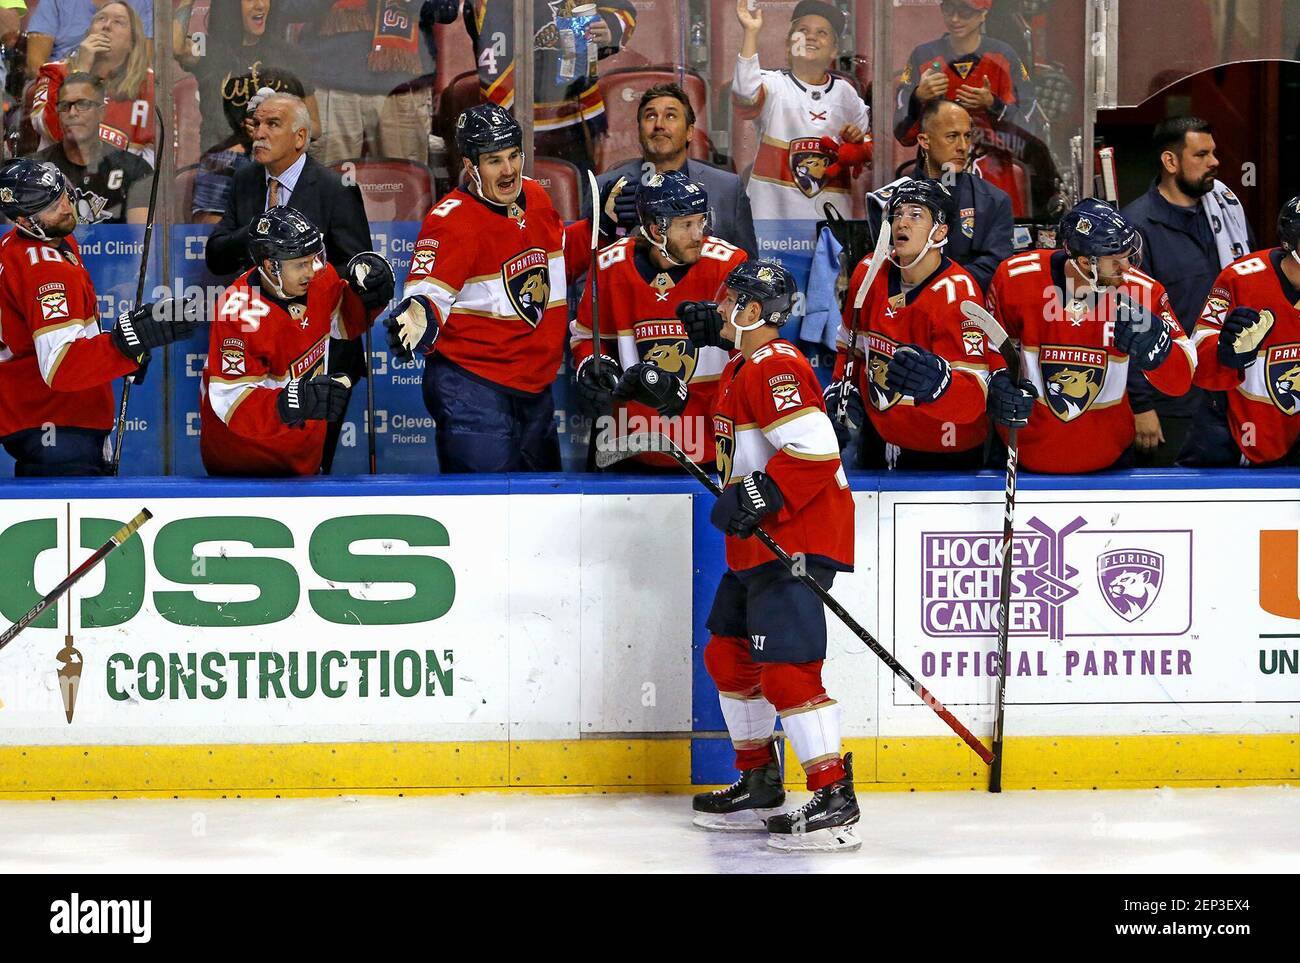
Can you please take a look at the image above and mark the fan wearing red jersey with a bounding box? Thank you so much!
[618,258,860,853]
[0,159,197,475]
[200,207,389,477]
[826,178,994,470]
[384,104,570,473]
[986,199,1195,473]
[1189,196,1300,466]
[572,169,746,469]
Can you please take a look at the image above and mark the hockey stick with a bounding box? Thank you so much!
[960,299,1023,792]
[598,431,994,765]
[584,168,605,472]
[834,213,891,426]
[0,508,152,654]
[110,106,164,476]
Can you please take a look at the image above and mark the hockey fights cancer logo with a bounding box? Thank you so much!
[788,138,832,198]
[1039,345,1105,421]
[502,248,551,327]
[1264,337,1300,415]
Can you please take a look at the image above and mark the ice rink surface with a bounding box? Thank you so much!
[5,786,1296,873]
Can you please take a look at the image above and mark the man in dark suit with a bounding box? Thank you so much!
[204,91,375,472]
[590,83,758,257]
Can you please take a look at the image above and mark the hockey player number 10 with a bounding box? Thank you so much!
[25,246,66,266]
[931,275,978,304]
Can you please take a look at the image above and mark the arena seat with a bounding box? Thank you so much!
[531,156,582,222]
[595,68,709,173]
[330,158,434,223]
[438,70,486,171]
[433,20,476,101]
[596,0,683,75]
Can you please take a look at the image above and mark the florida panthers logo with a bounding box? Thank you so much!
[960,328,985,358]
[1097,550,1164,622]
[866,334,901,410]
[789,138,831,198]
[714,415,736,487]
[1039,345,1106,422]
[641,338,697,382]
[502,248,551,328]
[1266,344,1300,415]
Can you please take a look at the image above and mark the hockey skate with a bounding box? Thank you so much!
[766,752,860,852]
[692,743,786,832]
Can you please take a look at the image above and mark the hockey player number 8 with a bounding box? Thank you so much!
[931,275,978,303]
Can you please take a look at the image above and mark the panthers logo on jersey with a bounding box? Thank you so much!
[1265,343,1300,416]
[640,336,697,383]
[866,332,902,411]
[1039,345,1106,422]
[502,248,551,328]
[714,415,736,487]
[789,138,832,198]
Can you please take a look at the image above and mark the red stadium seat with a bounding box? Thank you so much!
[330,158,434,223]
[437,70,486,171]
[596,68,709,173]
[531,156,582,222]
[433,20,477,100]
[597,0,683,75]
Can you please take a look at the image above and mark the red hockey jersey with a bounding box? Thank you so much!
[0,229,137,439]
[200,265,371,476]
[987,249,1195,473]
[834,254,992,454]
[1191,248,1300,464]
[714,339,853,575]
[571,235,746,466]
[31,62,157,163]
[404,179,568,395]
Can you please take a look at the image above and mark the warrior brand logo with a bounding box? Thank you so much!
[1265,343,1300,415]
[867,332,902,410]
[919,514,1191,642]
[1039,345,1106,421]
[1098,550,1164,622]
[502,247,550,327]
[714,414,736,487]
[788,138,831,198]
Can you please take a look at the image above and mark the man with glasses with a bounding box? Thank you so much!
[31,72,151,225]
[894,0,1046,216]
[983,199,1196,473]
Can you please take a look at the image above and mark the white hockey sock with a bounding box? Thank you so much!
[718,692,778,749]
[780,700,843,773]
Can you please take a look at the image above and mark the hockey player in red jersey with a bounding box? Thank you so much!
[1190,196,1300,465]
[618,258,859,852]
[572,169,746,468]
[0,158,198,475]
[384,104,573,473]
[200,206,391,477]
[985,199,1196,473]
[824,178,993,470]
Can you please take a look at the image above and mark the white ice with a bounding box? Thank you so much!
[4,786,1296,873]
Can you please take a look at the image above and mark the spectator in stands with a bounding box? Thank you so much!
[28,1,156,163]
[278,0,444,168]
[30,72,150,224]
[0,1,26,108]
[174,0,319,159]
[25,0,153,76]
[595,82,757,257]
[204,90,373,473]
[1122,115,1254,467]
[894,0,1046,217]
[868,98,1012,293]
[469,0,638,174]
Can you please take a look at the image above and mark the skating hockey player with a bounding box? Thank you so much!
[984,198,1196,473]
[572,169,746,468]
[384,103,571,473]
[0,158,197,475]
[200,206,391,476]
[617,258,860,851]
[1189,195,1300,465]
[825,178,993,469]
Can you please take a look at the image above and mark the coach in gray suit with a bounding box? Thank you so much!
[589,82,757,257]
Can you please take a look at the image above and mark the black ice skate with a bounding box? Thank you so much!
[766,751,860,852]
[692,743,786,832]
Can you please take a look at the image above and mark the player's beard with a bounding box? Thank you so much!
[666,236,702,265]
[1175,169,1216,199]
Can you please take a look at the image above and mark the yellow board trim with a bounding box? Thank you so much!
[0,734,1294,800]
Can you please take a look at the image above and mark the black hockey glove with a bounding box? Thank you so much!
[1217,306,1273,370]
[710,471,785,539]
[384,295,440,362]
[1112,293,1172,371]
[987,369,1038,428]
[575,353,623,414]
[345,251,396,310]
[677,300,730,349]
[612,362,688,417]
[277,373,351,425]
[822,378,864,449]
[885,344,951,403]
[110,297,202,363]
